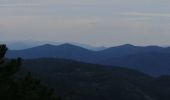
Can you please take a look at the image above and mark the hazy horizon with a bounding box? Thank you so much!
[1,0,170,46]
[2,40,170,49]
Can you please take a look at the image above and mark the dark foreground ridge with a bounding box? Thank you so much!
[22,58,170,100]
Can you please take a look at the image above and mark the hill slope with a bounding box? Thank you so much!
[22,58,170,100]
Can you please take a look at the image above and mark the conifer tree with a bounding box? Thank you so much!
[0,44,59,100]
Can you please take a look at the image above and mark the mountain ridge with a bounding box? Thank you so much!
[6,43,170,76]
[22,58,170,100]
[7,41,107,51]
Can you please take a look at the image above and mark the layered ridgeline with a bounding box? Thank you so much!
[7,43,170,76]
[22,58,170,100]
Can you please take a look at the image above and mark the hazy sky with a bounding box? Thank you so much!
[0,0,170,46]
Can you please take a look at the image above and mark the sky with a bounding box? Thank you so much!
[0,0,170,46]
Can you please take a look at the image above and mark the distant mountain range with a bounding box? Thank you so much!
[6,43,170,76]
[6,41,107,51]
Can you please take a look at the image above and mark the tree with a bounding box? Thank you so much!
[0,44,59,100]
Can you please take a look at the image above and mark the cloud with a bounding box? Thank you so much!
[1,0,170,46]
[0,4,42,7]
[0,0,115,7]
[0,15,99,35]
[123,12,170,18]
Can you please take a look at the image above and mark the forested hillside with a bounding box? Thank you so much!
[0,45,58,100]
[3,43,170,100]
[22,58,170,100]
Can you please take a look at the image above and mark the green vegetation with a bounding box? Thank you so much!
[0,44,58,100]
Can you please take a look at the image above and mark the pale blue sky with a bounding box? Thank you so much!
[0,0,170,46]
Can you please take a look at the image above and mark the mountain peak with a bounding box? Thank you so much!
[38,43,75,48]
[43,44,55,47]
[121,44,134,47]
[60,43,74,47]
[57,43,88,50]
[38,44,57,48]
